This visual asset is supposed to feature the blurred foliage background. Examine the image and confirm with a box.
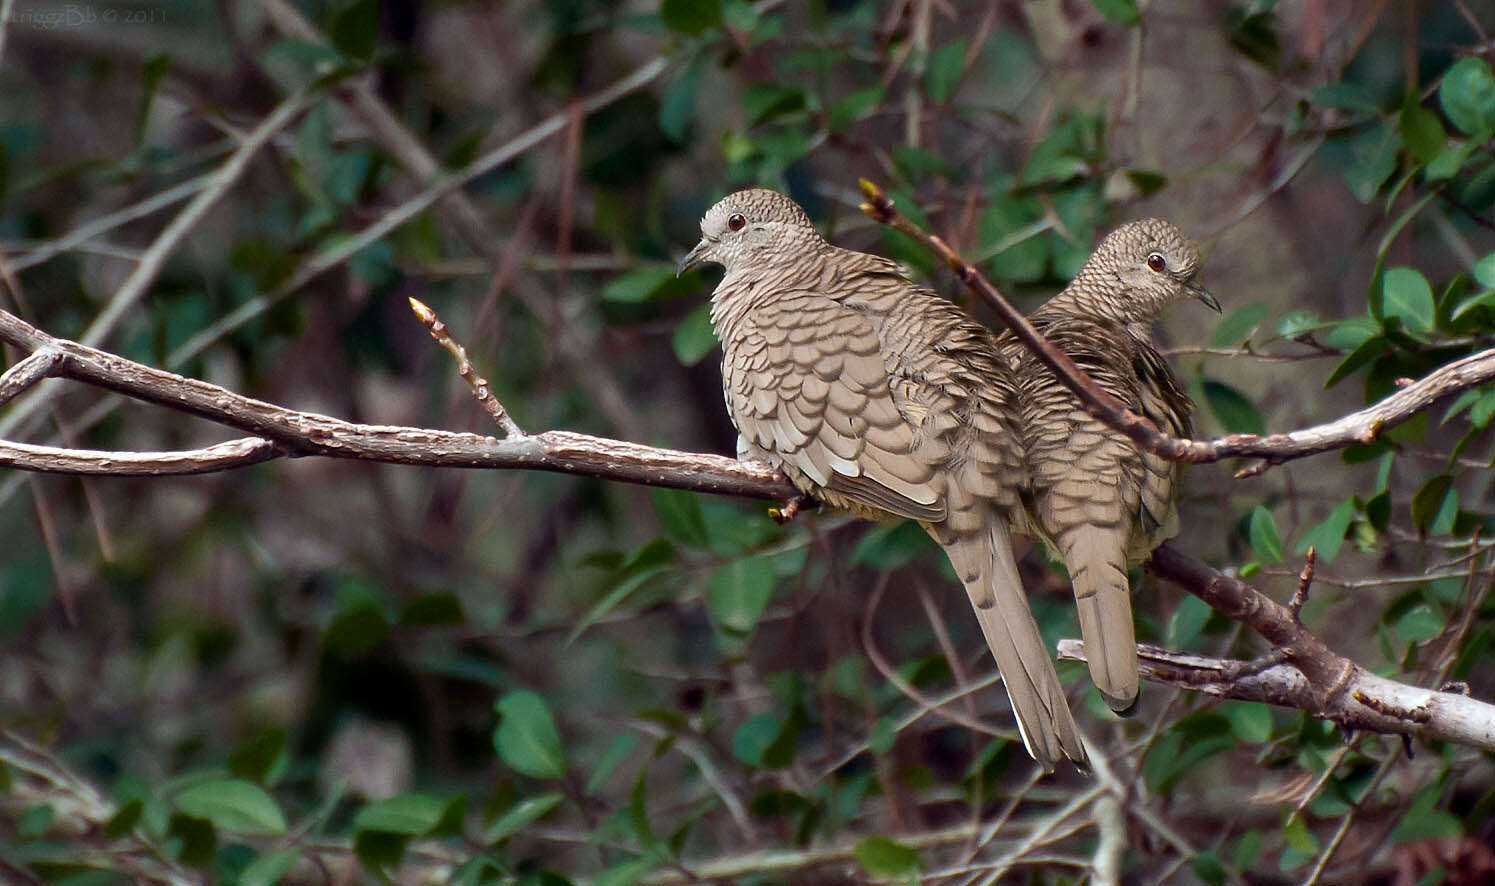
[1,0,1494,882]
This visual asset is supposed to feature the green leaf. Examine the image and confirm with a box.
[1143,714,1235,794]
[1391,783,1464,841]
[1274,310,1330,338]
[602,265,682,303]
[1440,57,1495,137]
[651,488,710,548]
[1209,303,1267,348]
[134,53,171,145]
[979,198,1049,283]
[1470,389,1495,428]
[1442,389,1482,424]
[494,690,567,779]
[1324,315,1382,350]
[1475,252,1495,288]
[924,40,969,104]
[1282,813,1320,858]
[399,592,464,626]
[1294,499,1355,564]
[893,145,952,182]
[1313,82,1380,113]
[1222,702,1273,743]
[830,86,885,132]
[1393,603,1444,645]
[1399,96,1447,164]
[658,58,703,142]
[850,521,939,571]
[1125,168,1168,196]
[1193,851,1226,886]
[354,793,446,836]
[1366,489,1392,533]
[732,712,781,766]
[1379,267,1436,333]
[174,779,287,836]
[1167,596,1213,649]
[596,856,661,886]
[567,562,671,645]
[742,84,805,126]
[706,556,776,634]
[323,600,390,656]
[15,804,52,839]
[1345,120,1399,202]
[1233,829,1263,871]
[1087,0,1140,25]
[869,716,897,755]
[672,301,718,366]
[586,734,640,795]
[722,0,756,32]
[854,835,922,878]
[1411,474,1454,533]
[1248,506,1283,564]
[1426,140,1477,181]
[227,729,287,785]
[1324,335,1388,389]
[483,791,564,844]
[329,0,379,60]
[750,789,812,818]
[1226,6,1279,66]
[660,0,722,35]
[1450,287,1495,322]
[1203,380,1265,435]
[240,848,300,886]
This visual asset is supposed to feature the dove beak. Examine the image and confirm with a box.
[1187,280,1221,313]
[677,239,711,277]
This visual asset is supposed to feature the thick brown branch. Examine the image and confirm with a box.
[0,309,792,500]
[856,180,1495,470]
[1145,543,1346,688]
[0,349,60,407]
[0,438,280,476]
[1057,639,1495,752]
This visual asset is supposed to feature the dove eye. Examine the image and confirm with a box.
[1146,252,1167,273]
[727,213,747,232]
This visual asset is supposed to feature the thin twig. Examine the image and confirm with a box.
[8,171,217,273]
[1299,751,1400,886]
[0,349,60,407]
[408,298,524,437]
[1290,547,1317,619]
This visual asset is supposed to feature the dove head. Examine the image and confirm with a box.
[678,189,826,277]
[1070,218,1218,324]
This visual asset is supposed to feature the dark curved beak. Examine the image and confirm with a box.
[677,239,710,277]
[1187,280,1221,313]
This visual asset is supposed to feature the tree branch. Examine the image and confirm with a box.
[0,308,791,499]
[0,349,59,407]
[1,300,1491,752]
[855,179,1495,474]
[0,437,280,476]
[1058,617,1495,752]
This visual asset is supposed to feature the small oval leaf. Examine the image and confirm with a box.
[494,690,567,779]
[174,779,287,836]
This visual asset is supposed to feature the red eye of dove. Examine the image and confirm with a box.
[1147,252,1167,272]
[728,213,747,232]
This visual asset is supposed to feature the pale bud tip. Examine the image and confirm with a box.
[408,297,435,324]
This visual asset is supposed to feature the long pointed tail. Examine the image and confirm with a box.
[943,519,1089,772]
[1057,525,1139,714]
